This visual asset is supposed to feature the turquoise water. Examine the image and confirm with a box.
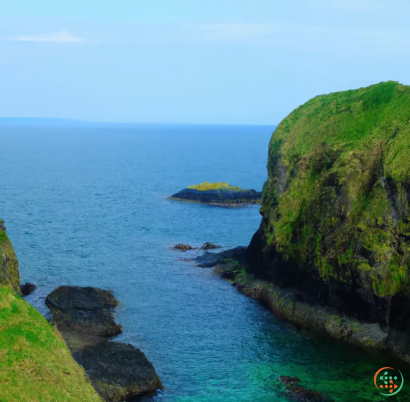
[1,124,409,401]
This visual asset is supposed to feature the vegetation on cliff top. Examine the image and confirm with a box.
[262,81,410,297]
[0,287,101,402]
[187,182,245,191]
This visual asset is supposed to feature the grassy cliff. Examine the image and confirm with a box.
[0,228,102,401]
[247,82,410,356]
[261,81,410,294]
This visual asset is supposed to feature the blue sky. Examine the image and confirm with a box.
[1,1,409,124]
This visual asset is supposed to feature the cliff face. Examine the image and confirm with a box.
[247,82,410,357]
[0,222,102,401]
[0,229,21,294]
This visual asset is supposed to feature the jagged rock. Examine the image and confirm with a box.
[171,244,198,252]
[20,282,36,296]
[0,219,6,231]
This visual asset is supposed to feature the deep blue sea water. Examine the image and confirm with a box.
[1,124,409,401]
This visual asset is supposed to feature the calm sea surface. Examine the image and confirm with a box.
[1,124,409,401]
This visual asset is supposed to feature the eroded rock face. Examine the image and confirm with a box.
[46,286,162,401]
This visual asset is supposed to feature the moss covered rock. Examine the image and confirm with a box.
[0,228,21,294]
[247,81,410,361]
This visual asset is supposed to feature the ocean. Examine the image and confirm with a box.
[1,123,408,401]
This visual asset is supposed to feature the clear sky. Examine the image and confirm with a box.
[1,1,409,125]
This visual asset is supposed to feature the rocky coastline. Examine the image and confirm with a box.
[0,220,162,402]
[46,286,162,401]
[189,246,408,363]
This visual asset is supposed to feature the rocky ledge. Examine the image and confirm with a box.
[46,286,162,401]
[190,248,396,359]
[168,188,261,206]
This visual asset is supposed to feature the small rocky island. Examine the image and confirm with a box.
[168,182,262,206]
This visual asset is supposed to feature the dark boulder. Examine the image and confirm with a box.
[20,282,36,296]
[73,342,163,402]
[46,286,123,337]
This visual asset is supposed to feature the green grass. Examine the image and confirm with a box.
[262,81,410,297]
[0,286,102,402]
[187,182,245,191]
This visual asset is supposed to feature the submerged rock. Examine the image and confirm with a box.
[20,282,36,296]
[46,286,162,401]
[195,246,247,268]
[171,244,198,252]
[277,376,330,402]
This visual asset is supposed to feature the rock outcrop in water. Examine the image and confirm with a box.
[46,286,162,401]
[20,282,37,295]
[245,82,410,362]
[168,184,261,206]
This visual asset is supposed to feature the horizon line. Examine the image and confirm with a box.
[0,117,277,127]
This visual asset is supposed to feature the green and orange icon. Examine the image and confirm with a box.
[374,367,404,396]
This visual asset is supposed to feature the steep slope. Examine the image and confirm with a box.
[0,229,21,294]
[247,82,410,359]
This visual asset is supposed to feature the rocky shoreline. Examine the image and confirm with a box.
[46,286,162,401]
[189,247,410,363]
